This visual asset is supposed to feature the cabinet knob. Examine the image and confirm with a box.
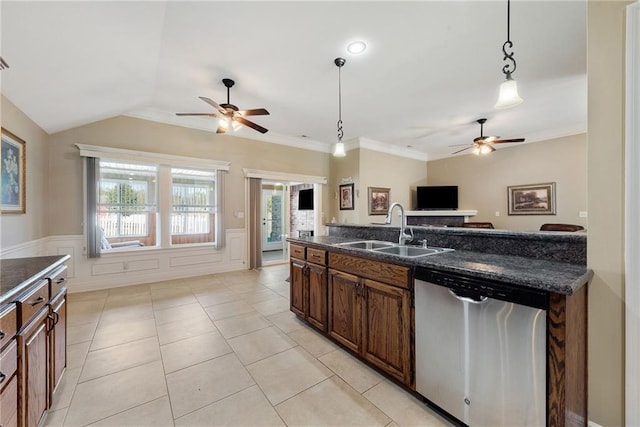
[56,277,66,284]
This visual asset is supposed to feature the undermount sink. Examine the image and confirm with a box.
[373,245,454,257]
[336,240,395,250]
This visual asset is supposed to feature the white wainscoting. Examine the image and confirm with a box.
[1,229,247,293]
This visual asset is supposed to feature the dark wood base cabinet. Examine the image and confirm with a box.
[0,259,68,427]
[289,242,588,427]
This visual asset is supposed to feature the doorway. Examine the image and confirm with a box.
[261,182,288,264]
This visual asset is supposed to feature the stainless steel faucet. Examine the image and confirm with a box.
[385,202,413,245]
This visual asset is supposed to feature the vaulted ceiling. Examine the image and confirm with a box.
[0,1,586,160]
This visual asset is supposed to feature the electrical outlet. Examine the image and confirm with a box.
[579,211,588,218]
[495,211,500,217]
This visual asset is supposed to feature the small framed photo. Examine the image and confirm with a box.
[1,129,26,214]
[508,182,556,215]
[339,183,354,210]
[368,187,390,215]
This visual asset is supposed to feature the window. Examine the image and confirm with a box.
[79,144,229,256]
[98,161,158,246]
[171,168,216,245]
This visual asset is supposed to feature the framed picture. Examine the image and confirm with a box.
[339,183,354,210]
[368,187,390,215]
[508,182,556,215]
[1,129,26,214]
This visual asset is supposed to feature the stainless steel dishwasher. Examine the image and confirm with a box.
[414,268,548,427]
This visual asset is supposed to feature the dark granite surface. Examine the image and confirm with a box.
[288,234,592,295]
[0,255,71,306]
[327,224,587,265]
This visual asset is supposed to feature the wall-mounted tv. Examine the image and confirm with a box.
[416,186,458,210]
[298,188,314,210]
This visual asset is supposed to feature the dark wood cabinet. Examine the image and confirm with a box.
[49,290,66,400]
[361,278,411,384]
[19,308,49,427]
[289,244,328,332]
[327,270,361,352]
[328,269,412,384]
[0,339,18,427]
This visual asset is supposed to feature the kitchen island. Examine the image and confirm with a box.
[287,225,590,427]
[0,255,70,427]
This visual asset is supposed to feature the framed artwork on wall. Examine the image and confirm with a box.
[339,183,354,210]
[1,129,26,214]
[507,182,556,215]
[368,187,390,215]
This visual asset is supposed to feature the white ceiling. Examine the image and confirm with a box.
[0,1,586,160]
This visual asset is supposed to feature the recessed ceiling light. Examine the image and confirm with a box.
[347,41,367,55]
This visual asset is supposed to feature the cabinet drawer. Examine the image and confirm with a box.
[0,372,18,427]
[0,305,17,349]
[307,248,327,265]
[329,253,411,289]
[49,265,68,299]
[0,340,18,381]
[16,280,49,329]
[290,244,306,259]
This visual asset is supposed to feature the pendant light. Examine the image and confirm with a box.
[494,0,523,109]
[333,57,347,157]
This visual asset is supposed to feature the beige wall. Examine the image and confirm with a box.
[587,1,630,425]
[328,146,428,226]
[46,115,331,235]
[427,133,587,231]
[1,95,50,248]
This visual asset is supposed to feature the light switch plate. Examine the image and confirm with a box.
[579,211,588,218]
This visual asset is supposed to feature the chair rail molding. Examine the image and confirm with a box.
[625,2,640,425]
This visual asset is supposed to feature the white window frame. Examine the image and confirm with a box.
[78,144,230,252]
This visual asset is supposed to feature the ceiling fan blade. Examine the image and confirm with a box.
[216,126,227,134]
[451,146,474,155]
[199,96,225,114]
[448,143,471,147]
[492,138,525,144]
[235,116,268,134]
[175,113,218,117]
[239,108,270,116]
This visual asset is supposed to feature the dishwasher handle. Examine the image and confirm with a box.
[448,289,489,304]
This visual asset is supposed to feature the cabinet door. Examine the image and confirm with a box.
[0,374,18,427]
[306,263,327,332]
[290,259,306,318]
[19,309,49,427]
[361,278,412,385]
[49,291,67,401]
[328,269,361,353]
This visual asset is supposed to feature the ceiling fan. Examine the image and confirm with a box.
[451,118,525,155]
[176,78,270,134]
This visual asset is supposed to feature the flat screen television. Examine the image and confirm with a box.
[298,188,314,210]
[416,186,458,210]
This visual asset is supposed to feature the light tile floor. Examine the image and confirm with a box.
[45,264,452,427]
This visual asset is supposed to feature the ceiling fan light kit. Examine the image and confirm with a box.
[175,78,270,134]
[494,0,523,109]
[451,118,525,156]
[333,57,347,157]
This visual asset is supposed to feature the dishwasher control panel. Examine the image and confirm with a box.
[415,268,548,310]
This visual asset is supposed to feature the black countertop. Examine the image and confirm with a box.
[288,236,592,295]
[0,255,71,306]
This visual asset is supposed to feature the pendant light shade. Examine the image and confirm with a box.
[333,57,347,157]
[495,0,523,109]
[495,74,523,109]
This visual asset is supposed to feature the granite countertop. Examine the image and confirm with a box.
[288,236,592,295]
[0,255,71,306]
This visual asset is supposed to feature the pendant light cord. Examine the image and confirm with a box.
[335,58,345,142]
[501,0,517,77]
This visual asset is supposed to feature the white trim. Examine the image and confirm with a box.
[358,137,430,162]
[626,2,640,425]
[75,143,231,171]
[242,168,327,184]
